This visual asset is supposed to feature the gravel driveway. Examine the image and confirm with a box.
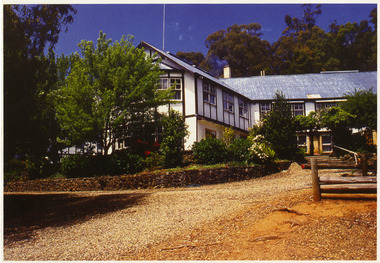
[3,164,347,260]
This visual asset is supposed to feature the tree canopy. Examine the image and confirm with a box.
[341,88,377,131]
[177,5,377,77]
[253,91,298,160]
[4,4,77,163]
[55,32,173,155]
[205,23,273,77]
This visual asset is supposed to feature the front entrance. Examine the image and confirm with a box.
[297,132,333,155]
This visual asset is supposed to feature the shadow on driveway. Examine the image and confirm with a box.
[4,192,148,242]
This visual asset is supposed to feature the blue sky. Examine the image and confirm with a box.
[54,3,377,56]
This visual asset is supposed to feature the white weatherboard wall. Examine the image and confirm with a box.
[305,101,315,116]
[184,116,197,150]
[184,71,196,116]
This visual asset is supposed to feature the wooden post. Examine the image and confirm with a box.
[362,153,368,176]
[311,158,321,201]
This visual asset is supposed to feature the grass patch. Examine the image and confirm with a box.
[140,163,257,175]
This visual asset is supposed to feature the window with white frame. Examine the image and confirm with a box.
[322,134,332,152]
[239,98,248,118]
[203,82,216,105]
[223,92,234,112]
[291,103,304,116]
[315,102,339,111]
[159,77,182,100]
[260,102,271,118]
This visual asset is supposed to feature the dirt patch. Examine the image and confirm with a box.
[130,189,376,261]
[3,166,377,261]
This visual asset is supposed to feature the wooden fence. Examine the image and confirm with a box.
[311,159,377,201]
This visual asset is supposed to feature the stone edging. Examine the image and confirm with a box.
[4,162,291,192]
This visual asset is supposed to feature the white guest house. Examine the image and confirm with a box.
[61,41,377,156]
[133,41,376,155]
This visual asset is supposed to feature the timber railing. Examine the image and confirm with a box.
[333,145,359,166]
[311,159,377,201]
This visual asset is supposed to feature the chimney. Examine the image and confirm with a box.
[223,65,231,78]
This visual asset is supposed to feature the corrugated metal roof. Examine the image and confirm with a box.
[140,41,377,101]
[221,71,377,100]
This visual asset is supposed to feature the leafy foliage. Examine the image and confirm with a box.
[192,138,228,164]
[55,31,172,155]
[205,23,273,77]
[341,88,377,131]
[247,135,276,164]
[319,107,356,148]
[294,113,319,131]
[4,159,29,182]
[227,138,252,163]
[255,92,298,160]
[197,5,377,76]
[222,126,236,147]
[60,155,91,178]
[4,4,76,163]
[110,150,144,175]
[176,51,205,67]
[160,110,189,168]
[60,151,144,178]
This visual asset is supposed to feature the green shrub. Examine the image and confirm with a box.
[60,155,90,178]
[88,155,112,175]
[143,152,164,171]
[111,149,144,174]
[228,138,253,163]
[4,159,29,181]
[160,110,189,168]
[60,151,145,178]
[248,135,276,164]
[192,138,228,164]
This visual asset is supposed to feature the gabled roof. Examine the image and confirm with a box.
[139,41,233,89]
[222,71,377,101]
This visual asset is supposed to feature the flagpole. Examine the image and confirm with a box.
[162,4,165,51]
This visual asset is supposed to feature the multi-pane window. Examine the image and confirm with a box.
[223,92,234,112]
[205,128,217,139]
[203,83,216,105]
[291,103,304,116]
[159,78,182,100]
[315,102,339,111]
[322,134,332,152]
[238,98,248,118]
[260,102,271,118]
[297,134,307,151]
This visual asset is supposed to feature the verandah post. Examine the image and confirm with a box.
[311,158,321,201]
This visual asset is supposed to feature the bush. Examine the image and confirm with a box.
[248,135,276,164]
[111,149,144,175]
[144,152,164,171]
[4,159,29,181]
[60,151,145,178]
[257,91,298,160]
[60,155,90,178]
[192,138,228,164]
[160,110,189,168]
[228,138,253,163]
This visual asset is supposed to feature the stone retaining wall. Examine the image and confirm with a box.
[4,162,291,192]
